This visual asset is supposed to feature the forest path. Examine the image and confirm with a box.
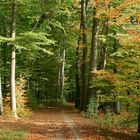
[26,105,101,140]
[0,104,134,140]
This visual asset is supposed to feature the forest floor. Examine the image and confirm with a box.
[0,104,136,140]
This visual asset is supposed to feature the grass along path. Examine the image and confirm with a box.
[0,129,26,140]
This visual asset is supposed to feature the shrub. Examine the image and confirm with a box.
[86,95,99,118]
[4,77,31,117]
[27,92,39,109]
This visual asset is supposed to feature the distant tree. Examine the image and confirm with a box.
[0,73,3,115]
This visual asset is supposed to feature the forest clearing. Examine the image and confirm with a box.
[0,0,140,139]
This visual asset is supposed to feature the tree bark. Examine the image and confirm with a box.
[88,5,99,99]
[60,49,65,101]
[81,0,89,111]
[101,20,108,70]
[10,0,17,117]
[116,96,121,114]
[0,74,4,115]
[113,31,121,114]
[75,36,81,109]
[90,8,99,73]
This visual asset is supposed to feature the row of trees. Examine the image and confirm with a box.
[0,0,76,116]
[76,0,140,132]
[0,0,140,133]
[75,0,140,112]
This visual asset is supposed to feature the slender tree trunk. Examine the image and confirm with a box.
[75,36,81,109]
[101,20,108,70]
[56,66,60,102]
[60,49,65,101]
[62,49,65,96]
[57,48,61,100]
[27,76,30,94]
[138,104,140,133]
[0,74,4,115]
[102,44,107,70]
[116,95,121,114]
[10,0,17,117]
[113,31,121,114]
[81,0,88,111]
[88,5,99,98]
[0,46,3,115]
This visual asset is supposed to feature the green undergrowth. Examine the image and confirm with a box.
[0,129,27,140]
[94,110,137,130]
[89,110,139,140]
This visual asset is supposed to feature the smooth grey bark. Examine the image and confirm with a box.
[88,6,99,99]
[10,0,17,117]
[116,96,121,114]
[101,20,108,70]
[62,49,65,94]
[100,4,110,70]
[60,49,65,101]
[81,0,88,111]
[0,74,4,115]
[90,9,99,73]
[102,45,107,70]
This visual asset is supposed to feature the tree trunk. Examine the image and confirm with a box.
[60,49,65,101]
[102,44,107,70]
[75,36,81,109]
[138,104,140,133]
[101,20,108,70]
[10,0,17,117]
[88,5,99,98]
[57,48,61,100]
[0,74,4,115]
[113,31,121,114]
[81,0,88,111]
[116,97,121,114]
[90,8,99,73]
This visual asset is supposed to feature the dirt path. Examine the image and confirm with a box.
[27,106,85,140]
[0,105,134,140]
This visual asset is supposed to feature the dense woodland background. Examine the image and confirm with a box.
[0,0,140,137]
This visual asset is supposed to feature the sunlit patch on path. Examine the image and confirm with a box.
[62,110,80,140]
